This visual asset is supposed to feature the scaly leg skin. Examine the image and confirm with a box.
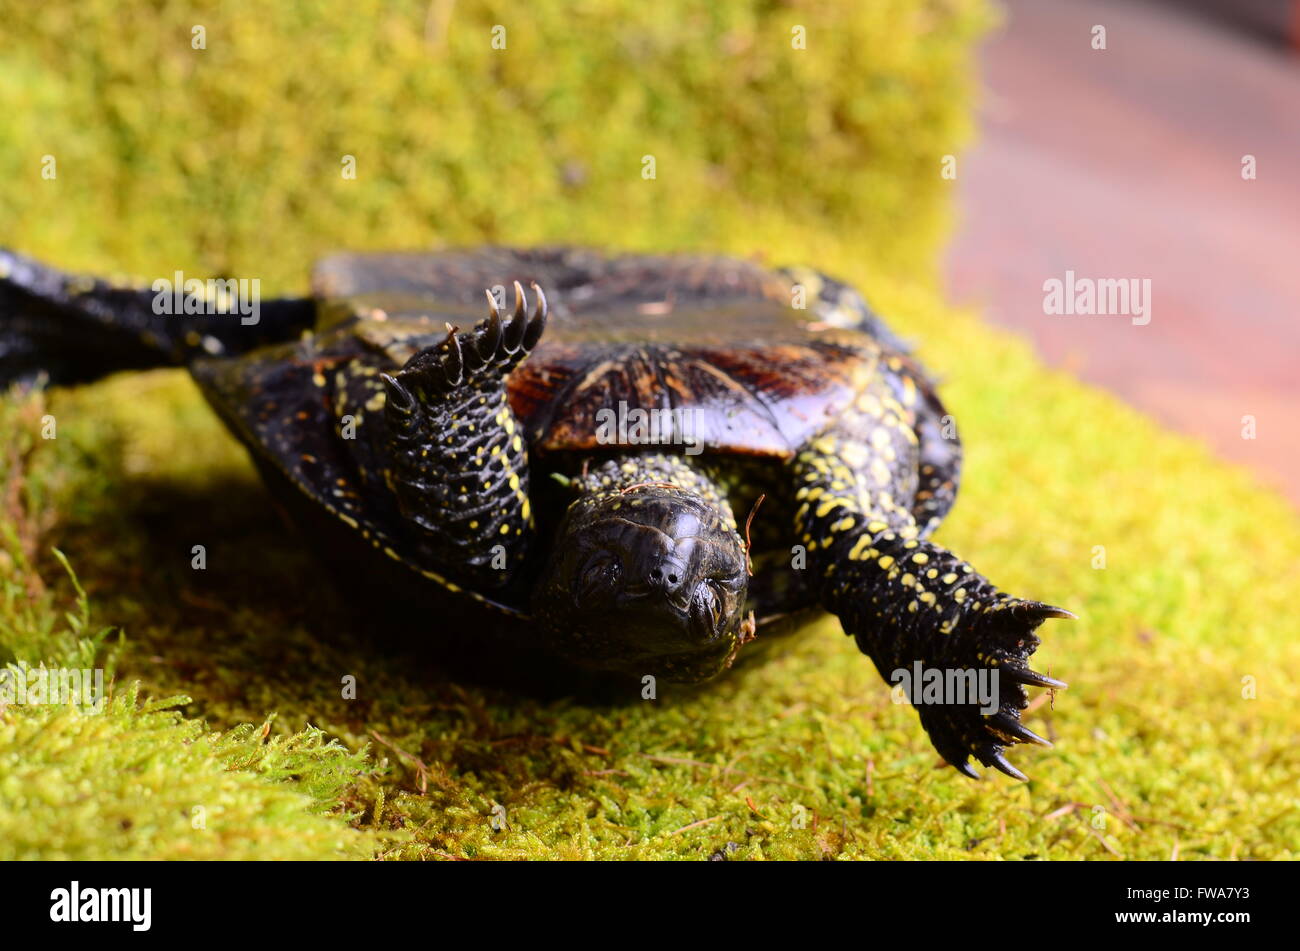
[0,247,315,387]
[378,281,546,587]
[793,378,1071,780]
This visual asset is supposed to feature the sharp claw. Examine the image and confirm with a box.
[381,373,415,414]
[990,712,1053,748]
[952,759,982,780]
[1003,666,1068,690]
[523,281,547,350]
[483,288,499,322]
[476,305,502,363]
[442,331,463,383]
[1032,603,1076,620]
[1010,600,1077,622]
[990,751,1028,782]
[502,280,528,350]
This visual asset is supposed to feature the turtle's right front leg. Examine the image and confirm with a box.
[379,281,546,586]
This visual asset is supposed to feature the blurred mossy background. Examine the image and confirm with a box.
[1,0,1296,860]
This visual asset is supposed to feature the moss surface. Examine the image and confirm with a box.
[2,0,1297,860]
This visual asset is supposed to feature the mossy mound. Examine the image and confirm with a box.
[2,0,1296,860]
[0,0,986,290]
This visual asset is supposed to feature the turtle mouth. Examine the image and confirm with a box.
[570,627,740,682]
[536,481,749,682]
[573,519,736,646]
[610,574,697,618]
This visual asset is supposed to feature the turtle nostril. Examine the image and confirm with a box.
[647,560,686,595]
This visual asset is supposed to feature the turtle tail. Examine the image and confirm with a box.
[0,247,315,388]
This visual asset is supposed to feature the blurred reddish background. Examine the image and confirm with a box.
[945,0,1300,504]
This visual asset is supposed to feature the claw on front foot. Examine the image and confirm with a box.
[922,599,1073,783]
[384,279,548,403]
[480,279,547,361]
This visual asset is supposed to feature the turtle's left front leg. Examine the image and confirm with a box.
[379,281,546,587]
[792,418,1072,780]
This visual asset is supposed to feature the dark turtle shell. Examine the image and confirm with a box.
[191,248,954,633]
[311,248,885,458]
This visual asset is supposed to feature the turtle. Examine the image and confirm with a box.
[0,245,1073,780]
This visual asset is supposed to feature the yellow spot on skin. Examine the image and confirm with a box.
[912,552,929,565]
[901,373,917,407]
[878,555,895,570]
[942,573,958,584]
[919,592,936,606]
[815,499,844,518]
[954,588,967,602]
[841,443,867,468]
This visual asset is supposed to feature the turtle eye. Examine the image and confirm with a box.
[704,581,726,620]
[688,581,727,641]
[578,553,620,601]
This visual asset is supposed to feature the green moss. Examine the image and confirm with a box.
[0,687,374,861]
[3,0,1297,860]
[0,0,987,289]
[0,404,375,860]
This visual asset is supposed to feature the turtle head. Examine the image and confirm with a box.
[535,484,750,683]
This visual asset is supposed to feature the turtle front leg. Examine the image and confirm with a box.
[792,430,1071,780]
[820,527,1071,780]
[378,281,546,587]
